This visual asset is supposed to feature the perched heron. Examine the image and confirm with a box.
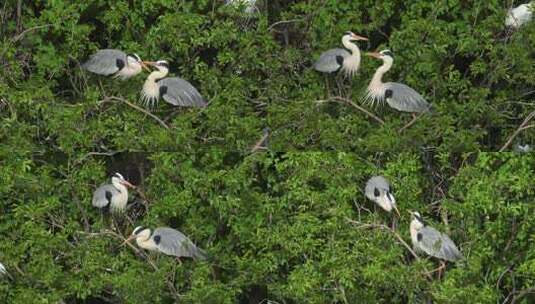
[123,226,207,260]
[92,173,135,213]
[141,60,207,108]
[505,2,533,28]
[313,31,368,77]
[365,50,431,130]
[82,49,149,79]
[365,176,399,217]
[409,211,463,275]
[225,0,259,14]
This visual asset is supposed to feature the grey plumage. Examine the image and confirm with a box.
[313,48,349,73]
[410,212,463,262]
[364,176,398,215]
[152,227,207,260]
[82,49,127,76]
[158,77,207,107]
[92,184,117,208]
[384,82,431,113]
[415,226,463,262]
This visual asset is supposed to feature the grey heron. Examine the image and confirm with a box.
[141,60,208,108]
[123,226,207,260]
[313,31,368,77]
[409,211,463,275]
[92,173,134,213]
[364,50,432,130]
[82,49,149,79]
[365,176,399,217]
[225,0,259,14]
[505,2,533,28]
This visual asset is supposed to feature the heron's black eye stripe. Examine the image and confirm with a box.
[134,226,144,235]
[373,188,380,197]
[344,31,352,35]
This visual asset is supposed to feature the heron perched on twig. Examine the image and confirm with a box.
[313,31,368,77]
[365,176,399,217]
[82,49,149,79]
[409,211,463,276]
[505,2,534,29]
[122,226,207,260]
[141,60,207,108]
[92,173,135,213]
[364,50,432,131]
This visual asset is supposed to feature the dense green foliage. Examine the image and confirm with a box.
[1,0,535,303]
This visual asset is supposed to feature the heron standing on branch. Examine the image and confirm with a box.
[364,50,432,131]
[92,173,135,213]
[123,226,207,261]
[409,211,463,276]
[141,60,207,108]
[82,49,149,79]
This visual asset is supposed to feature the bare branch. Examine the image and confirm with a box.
[315,96,385,125]
[99,96,170,130]
[500,110,535,151]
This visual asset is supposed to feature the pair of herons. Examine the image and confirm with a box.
[314,31,432,128]
[365,176,463,275]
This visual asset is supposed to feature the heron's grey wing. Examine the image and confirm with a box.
[82,49,127,76]
[313,48,350,73]
[158,77,207,108]
[92,184,117,208]
[364,176,390,200]
[384,82,430,113]
[153,227,207,260]
[418,226,462,261]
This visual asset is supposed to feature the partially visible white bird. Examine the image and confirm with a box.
[365,176,399,216]
[0,262,6,277]
[82,49,149,80]
[123,226,207,260]
[505,2,534,28]
[141,60,207,108]
[313,31,368,77]
[409,211,463,274]
[225,0,259,14]
[92,173,135,213]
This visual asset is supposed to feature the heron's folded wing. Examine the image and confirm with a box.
[384,82,430,113]
[419,226,461,261]
[82,49,127,76]
[92,184,116,208]
[153,227,201,258]
[158,77,207,107]
[313,48,349,73]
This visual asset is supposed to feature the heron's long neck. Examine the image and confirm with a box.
[136,231,158,251]
[369,60,392,87]
[112,181,127,194]
[147,68,168,83]
[342,40,360,59]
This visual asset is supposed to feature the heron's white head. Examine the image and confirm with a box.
[126,53,150,72]
[111,172,134,189]
[342,31,368,43]
[409,211,425,229]
[366,49,394,63]
[121,226,151,246]
[144,60,169,72]
[373,188,400,216]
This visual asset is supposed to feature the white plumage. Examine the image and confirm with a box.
[313,31,368,77]
[225,0,258,14]
[505,2,534,28]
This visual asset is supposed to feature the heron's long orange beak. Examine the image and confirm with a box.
[120,235,135,247]
[352,33,368,41]
[120,180,135,188]
[140,61,151,72]
[393,205,401,217]
[366,52,382,59]
[143,61,157,67]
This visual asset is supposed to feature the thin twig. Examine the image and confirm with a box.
[315,97,385,124]
[99,96,170,130]
[499,110,535,151]
[11,24,52,43]
[267,19,303,31]
[251,133,269,153]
